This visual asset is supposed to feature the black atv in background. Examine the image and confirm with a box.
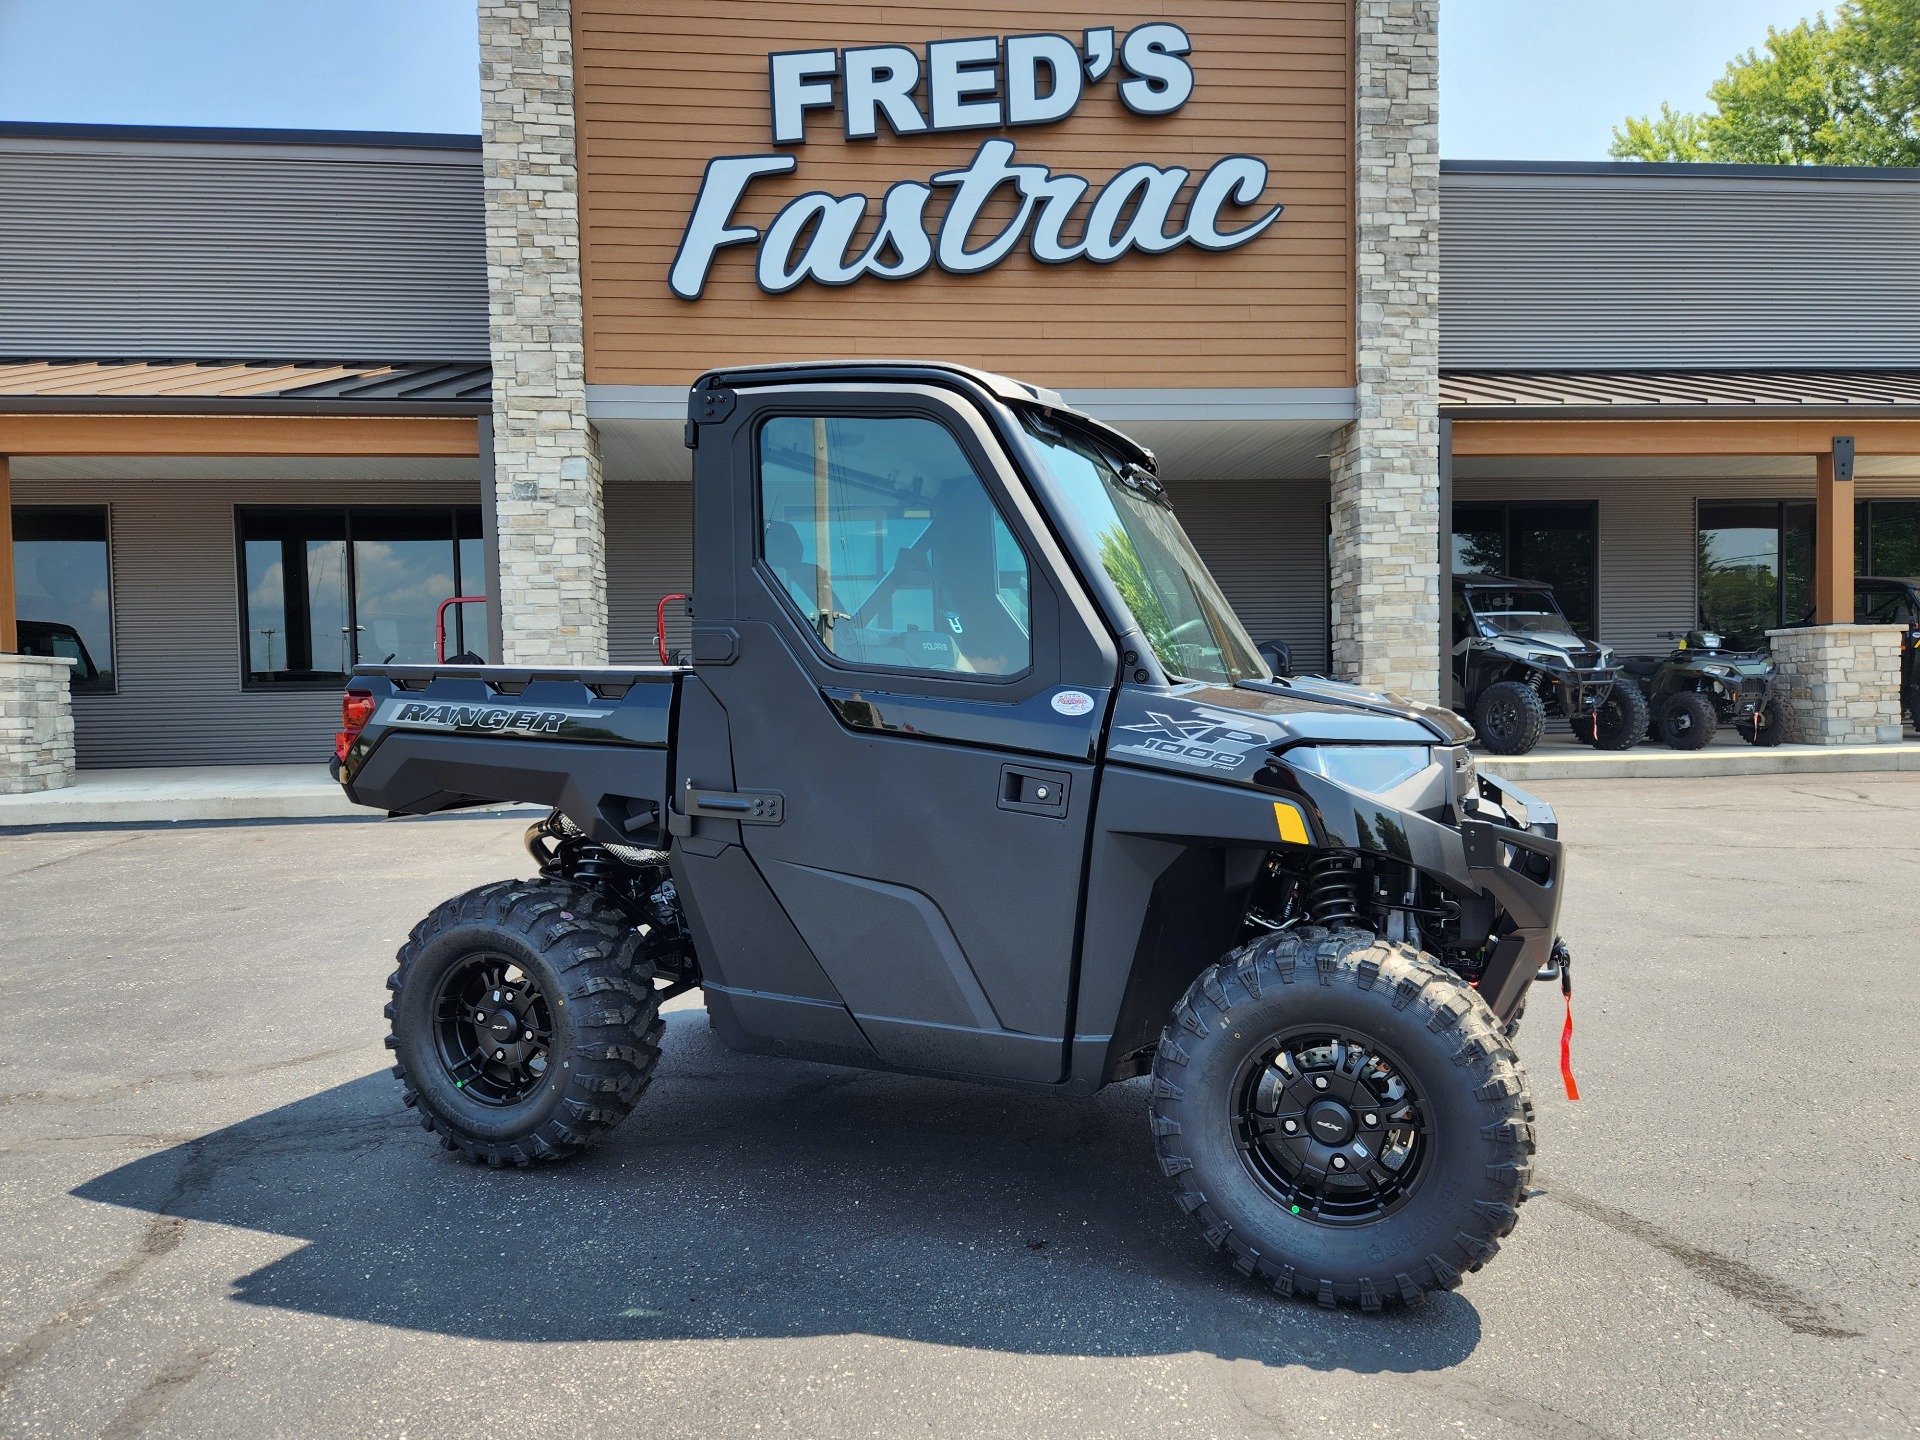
[1619,631,1785,749]
[1452,577,1637,755]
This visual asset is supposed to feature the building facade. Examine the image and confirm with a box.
[2,1,1918,783]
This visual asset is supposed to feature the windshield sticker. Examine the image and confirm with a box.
[1113,710,1265,771]
[1051,690,1096,716]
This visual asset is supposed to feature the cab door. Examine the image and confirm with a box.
[687,382,1119,1082]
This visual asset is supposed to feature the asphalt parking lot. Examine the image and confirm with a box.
[2,775,1917,1439]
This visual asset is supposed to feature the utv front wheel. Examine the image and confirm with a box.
[1656,692,1717,750]
[1473,681,1546,755]
[385,878,663,1166]
[1150,928,1533,1310]
[1571,682,1648,750]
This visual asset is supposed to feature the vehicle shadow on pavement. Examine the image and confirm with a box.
[73,1012,1482,1369]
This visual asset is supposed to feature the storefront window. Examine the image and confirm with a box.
[1697,501,1815,646]
[1858,500,1920,579]
[237,507,486,685]
[1451,502,1598,637]
[12,507,114,691]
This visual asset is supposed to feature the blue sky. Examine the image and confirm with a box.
[0,0,1831,158]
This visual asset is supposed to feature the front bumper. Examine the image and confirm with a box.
[1284,764,1565,1024]
[1550,671,1616,716]
[1460,772,1564,1019]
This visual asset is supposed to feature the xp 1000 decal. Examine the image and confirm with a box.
[1110,708,1266,772]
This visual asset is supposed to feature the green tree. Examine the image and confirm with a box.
[1610,0,1920,166]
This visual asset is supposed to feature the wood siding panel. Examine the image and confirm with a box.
[575,0,1354,389]
[13,476,480,768]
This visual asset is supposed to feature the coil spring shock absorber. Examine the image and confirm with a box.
[1305,852,1369,928]
[559,838,623,889]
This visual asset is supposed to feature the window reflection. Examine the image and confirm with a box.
[13,507,114,690]
[1697,501,1815,647]
[1450,501,1597,637]
[237,507,484,685]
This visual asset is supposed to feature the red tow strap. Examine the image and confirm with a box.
[1559,962,1581,1102]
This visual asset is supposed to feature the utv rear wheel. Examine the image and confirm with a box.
[1149,927,1534,1311]
[1571,682,1648,750]
[1473,681,1546,755]
[385,878,662,1166]
[1656,692,1717,750]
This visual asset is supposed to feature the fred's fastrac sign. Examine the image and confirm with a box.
[572,1,1354,391]
[669,25,1285,300]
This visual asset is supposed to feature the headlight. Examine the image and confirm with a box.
[1700,663,1735,677]
[1285,745,1432,795]
[1525,652,1560,667]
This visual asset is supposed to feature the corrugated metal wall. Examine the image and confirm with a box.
[1455,473,1920,655]
[1441,166,1920,369]
[14,476,480,768]
[606,484,695,664]
[0,137,486,359]
[1170,479,1330,672]
[601,478,1332,674]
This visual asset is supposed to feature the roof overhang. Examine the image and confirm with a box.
[587,384,1359,484]
[0,361,491,418]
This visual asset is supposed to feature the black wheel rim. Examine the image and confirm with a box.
[429,953,556,1107]
[1232,1027,1430,1226]
[1484,698,1519,740]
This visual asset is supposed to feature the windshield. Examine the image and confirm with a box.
[1466,587,1582,643]
[1019,412,1265,684]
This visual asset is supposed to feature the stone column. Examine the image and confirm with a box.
[480,0,608,664]
[1328,0,1441,703]
[1766,625,1906,744]
[0,654,76,794]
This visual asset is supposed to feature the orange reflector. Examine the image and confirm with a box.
[1273,801,1310,846]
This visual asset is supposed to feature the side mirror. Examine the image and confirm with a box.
[1258,640,1294,677]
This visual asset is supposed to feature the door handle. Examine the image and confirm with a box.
[998,764,1070,817]
[667,779,785,835]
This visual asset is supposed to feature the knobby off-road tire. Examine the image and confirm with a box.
[385,878,663,1167]
[1743,692,1789,747]
[1570,681,1649,750]
[1473,681,1547,755]
[1656,691,1717,750]
[1149,927,1534,1312]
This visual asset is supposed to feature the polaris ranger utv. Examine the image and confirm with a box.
[339,363,1567,1311]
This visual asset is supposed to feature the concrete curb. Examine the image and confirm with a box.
[1485,743,1920,782]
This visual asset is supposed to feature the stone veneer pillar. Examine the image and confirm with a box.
[479,0,608,664]
[0,654,76,794]
[1765,625,1907,744]
[1327,0,1441,703]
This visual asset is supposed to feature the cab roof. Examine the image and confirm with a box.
[689,359,1157,472]
[1453,573,1554,591]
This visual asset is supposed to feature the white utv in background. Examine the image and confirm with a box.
[1451,575,1644,754]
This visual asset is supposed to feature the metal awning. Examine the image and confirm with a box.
[0,360,491,415]
[1442,370,1920,420]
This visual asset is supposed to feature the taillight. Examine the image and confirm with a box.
[335,689,376,762]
